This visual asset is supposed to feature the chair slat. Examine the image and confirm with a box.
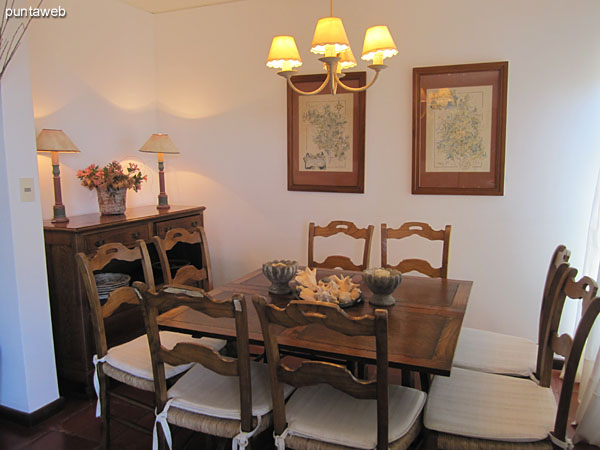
[159,343,238,377]
[277,361,377,399]
[265,300,376,337]
[102,286,141,319]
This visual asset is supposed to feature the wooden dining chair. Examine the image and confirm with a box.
[423,264,599,449]
[453,245,577,378]
[308,220,374,271]
[381,222,451,278]
[253,296,426,450]
[76,241,225,449]
[152,226,213,291]
[135,284,294,450]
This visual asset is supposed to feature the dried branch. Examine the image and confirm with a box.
[0,0,43,80]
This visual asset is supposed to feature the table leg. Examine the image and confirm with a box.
[420,372,431,392]
[401,369,414,387]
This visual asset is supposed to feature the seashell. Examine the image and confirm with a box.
[299,287,316,301]
[295,267,318,290]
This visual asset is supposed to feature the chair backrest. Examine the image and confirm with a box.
[381,222,451,278]
[252,297,389,450]
[308,220,374,271]
[536,264,597,387]
[152,226,213,291]
[552,293,600,447]
[536,245,571,359]
[75,241,155,359]
[135,284,253,432]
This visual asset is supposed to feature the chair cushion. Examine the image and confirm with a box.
[105,330,226,381]
[453,327,537,376]
[285,383,426,449]
[424,367,557,442]
[167,361,294,420]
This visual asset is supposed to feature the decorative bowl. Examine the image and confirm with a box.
[363,268,402,306]
[262,260,298,295]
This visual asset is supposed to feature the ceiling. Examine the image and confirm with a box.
[117,0,247,14]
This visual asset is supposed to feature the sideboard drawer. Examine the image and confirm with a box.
[83,224,150,251]
[154,214,203,238]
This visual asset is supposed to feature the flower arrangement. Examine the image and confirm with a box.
[76,161,147,194]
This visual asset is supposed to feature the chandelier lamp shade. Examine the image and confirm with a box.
[36,129,80,223]
[266,0,398,96]
[138,133,180,211]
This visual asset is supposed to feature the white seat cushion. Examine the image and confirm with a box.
[424,367,557,442]
[453,327,538,376]
[105,330,226,381]
[167,361,294,419]
[285,383,426,449]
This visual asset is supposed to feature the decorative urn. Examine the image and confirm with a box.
[363,267,402,306]
[262,260,298,295]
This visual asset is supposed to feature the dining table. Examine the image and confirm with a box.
[158,267,472,387]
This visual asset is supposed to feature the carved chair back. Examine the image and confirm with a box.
[75,241,155,360]
[152,226,213,291]
[252,297,389,450]
[550,292,600,446]
[135,285,253,433]
[308,220,374,271]
[536,264,597,387]
[536,245,571,365]
[381,222,451,278]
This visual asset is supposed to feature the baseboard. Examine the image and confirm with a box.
[0,396,65,427]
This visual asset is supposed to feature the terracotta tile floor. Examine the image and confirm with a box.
[0,369,597,449]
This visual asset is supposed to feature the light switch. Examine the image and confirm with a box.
[20,178,35,202]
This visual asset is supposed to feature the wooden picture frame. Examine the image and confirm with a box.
[412,62,508,195]
[287,72,366,193]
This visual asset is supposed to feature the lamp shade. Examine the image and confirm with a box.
[311,17,350,55]
[338,47,357,69]
[138,134,180,154]
[361,25,398,62]
[36,129,80,153]
[266,36,303,70]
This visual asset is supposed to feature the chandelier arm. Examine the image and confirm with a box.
[286,71,331,96]
[334,69,381,93]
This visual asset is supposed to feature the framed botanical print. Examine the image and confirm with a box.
[287,72,366,193]
[412,62,508,195]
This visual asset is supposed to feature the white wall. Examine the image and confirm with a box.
[153,0,600,339]
[30,0,159,215]
[0,34,59,411]
[28,0,600,344]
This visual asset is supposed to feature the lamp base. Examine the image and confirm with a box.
[157,193,170,210]
[51,205,69,223]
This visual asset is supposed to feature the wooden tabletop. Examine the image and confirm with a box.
[159,268,472,376]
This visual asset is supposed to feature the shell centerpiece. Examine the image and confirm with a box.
[295,268,361,307]
[262,260,298,295]
[363,268,402,306]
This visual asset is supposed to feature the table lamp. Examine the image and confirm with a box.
[139,133,180,210]
[36,129,80,223]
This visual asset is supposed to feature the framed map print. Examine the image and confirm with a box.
[412,62,508,195]
[287,72,366,193]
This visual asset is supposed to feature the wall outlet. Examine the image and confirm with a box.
[20,178,35,202]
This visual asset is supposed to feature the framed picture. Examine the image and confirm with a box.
[412,61,508,195]
[287,72,366,193]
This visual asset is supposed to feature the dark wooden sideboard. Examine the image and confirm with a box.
[43,205,206,393]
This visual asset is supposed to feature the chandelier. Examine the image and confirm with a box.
[266,0,398,96]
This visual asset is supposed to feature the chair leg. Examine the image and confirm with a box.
[421,429,438,450]
[419,372,431,392]
[99,372,110,450]
[402,369,414,387]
